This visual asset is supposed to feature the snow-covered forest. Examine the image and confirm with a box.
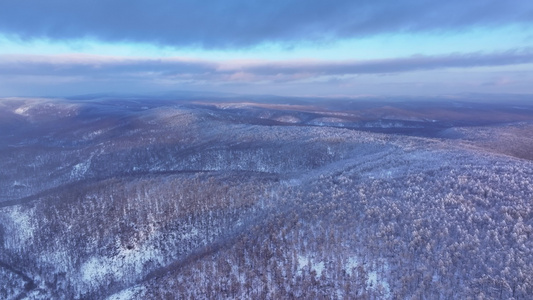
[1,96,532,299]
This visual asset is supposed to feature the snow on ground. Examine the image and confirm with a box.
[274,115,301,124]
[71,159,91,178]
[344,256,360,274]
[297,254,325,277]
[343,256,391,298]
[367,263,391,298]
[80,238,160,287]
[105,285,146,300]
[1,206,35,250]
[78,225,200,294]
[14,105,31,116]
[10,99,80,118]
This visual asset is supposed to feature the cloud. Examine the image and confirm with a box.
[2,49,533,83]
[243,49,533,77]
[0,55,216,78]
[0,0,532,48]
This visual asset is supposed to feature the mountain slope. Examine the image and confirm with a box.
[1,97,532,299]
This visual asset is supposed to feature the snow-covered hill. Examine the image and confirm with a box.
[1,97,532,299]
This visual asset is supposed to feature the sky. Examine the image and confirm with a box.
[0,0,532,98]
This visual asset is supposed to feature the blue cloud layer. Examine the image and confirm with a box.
[1,0,532,48]
[2,49,532,80]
